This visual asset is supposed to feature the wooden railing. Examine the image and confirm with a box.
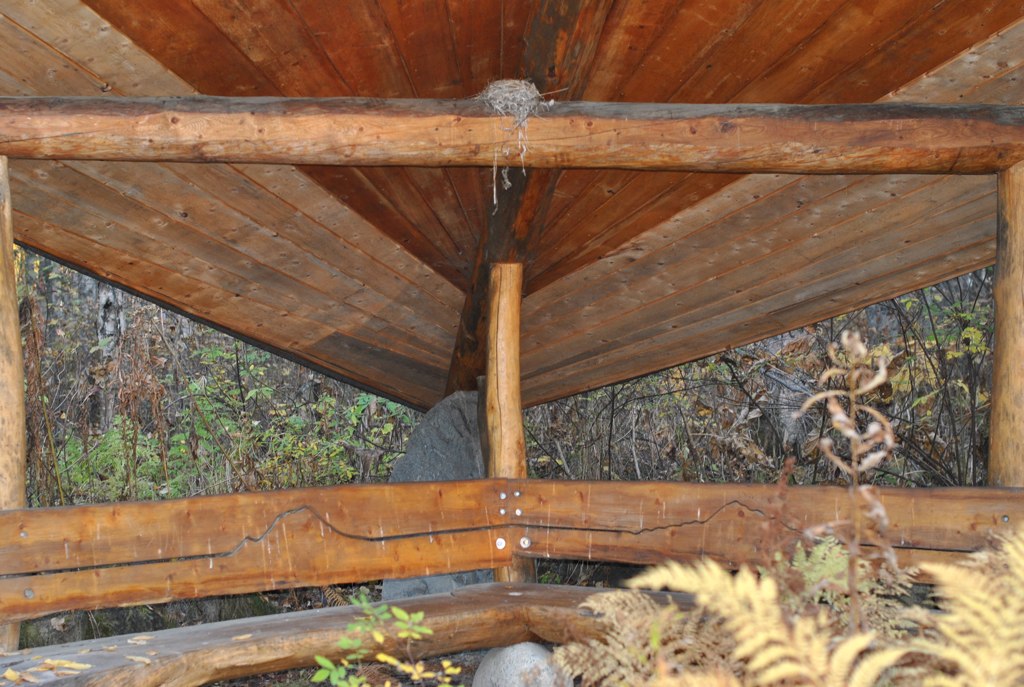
[2,478,1021,623]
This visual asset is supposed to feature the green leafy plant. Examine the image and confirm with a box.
[311,594,462,687]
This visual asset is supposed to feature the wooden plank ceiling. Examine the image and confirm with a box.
[2,0,1023,409]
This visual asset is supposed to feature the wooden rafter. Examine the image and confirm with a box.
[4,98,1024,174]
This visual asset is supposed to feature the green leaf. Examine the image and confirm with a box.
[314,655,336,670]
[311,668,331,682]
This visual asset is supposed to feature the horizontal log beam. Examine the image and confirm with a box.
[0,481,511,622]
[506,480,1024,570]
[1,479,1019,622]
[2,97,1024,173]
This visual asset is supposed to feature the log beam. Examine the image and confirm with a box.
[3,98,1024,173]
[0,155,25,651]
[990,161,1024,486]
[485,263,534,583]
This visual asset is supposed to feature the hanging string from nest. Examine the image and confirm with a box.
[475,80,552,208]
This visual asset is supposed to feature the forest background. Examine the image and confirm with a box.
[15,250,994,588]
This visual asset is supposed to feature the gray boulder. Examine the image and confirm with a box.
[382,391,493,600]
[473,642,572,687]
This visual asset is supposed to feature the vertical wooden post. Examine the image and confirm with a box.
[991,162,1024,487]
[0,156,26,650]
[485,263,535,583]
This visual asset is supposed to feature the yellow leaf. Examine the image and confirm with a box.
[41,659,91,670]
[231,634,252,641]
[125,655,152,665]
[127,636,154,645]
[2,670,19,681]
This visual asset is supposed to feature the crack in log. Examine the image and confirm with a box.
[516,499,979,554]
[4,505,505,578]
[519,498,800,537]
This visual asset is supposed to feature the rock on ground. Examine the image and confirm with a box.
[472,642,572,687]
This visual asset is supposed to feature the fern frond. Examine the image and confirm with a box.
[632,559,907,687]
[845,646,907,687]
[912,530,1024,687]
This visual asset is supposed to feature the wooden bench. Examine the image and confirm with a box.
[0,583,691,686]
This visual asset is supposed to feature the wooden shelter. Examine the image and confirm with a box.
[2,1,1024,683]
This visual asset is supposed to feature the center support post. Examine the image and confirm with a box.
[484,263,535,583]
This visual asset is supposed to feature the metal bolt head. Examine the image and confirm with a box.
[519,537,531,549]
[23,588,34,599]
[499,508,507,516]
[495,537,507,550]
[1004,514,1011,523]
[514,508,523,516]
[499,492,508,500]
[513,490,521,497]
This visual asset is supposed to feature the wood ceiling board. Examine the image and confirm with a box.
[802,0,1024,103]
[1,1,459,407]
[15,217,447,408]
[520,174,987,378]
[584,0,763,102]
[12,157,453,361]
[1,0,195,96]
[80,0,482,290]
[522,215,995,406]
[228,164,464,316]
[527,2,1024,291]
[517,14,1024,403]
[534,174,994,362]
[79,0,276,96]
[6,0,1024,411]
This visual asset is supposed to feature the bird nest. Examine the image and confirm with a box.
[476,80,551,206]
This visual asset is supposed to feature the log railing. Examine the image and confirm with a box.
[1,478,1021,623]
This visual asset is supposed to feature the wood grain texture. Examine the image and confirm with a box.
[509,480,1024,570]
[990,161,1024,487]
[4,476,1021,625]
[515,17,1024,405]
[0,4,463,410]
[5,98,1024,173]
[80,0,486,288]
[0,584,690,686]
[485,264,526,480]
[525,1,1024,292]
[0,480,511,622]
[0,156,25,650]
[484,263,534,583]
[3,1,1024,411]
